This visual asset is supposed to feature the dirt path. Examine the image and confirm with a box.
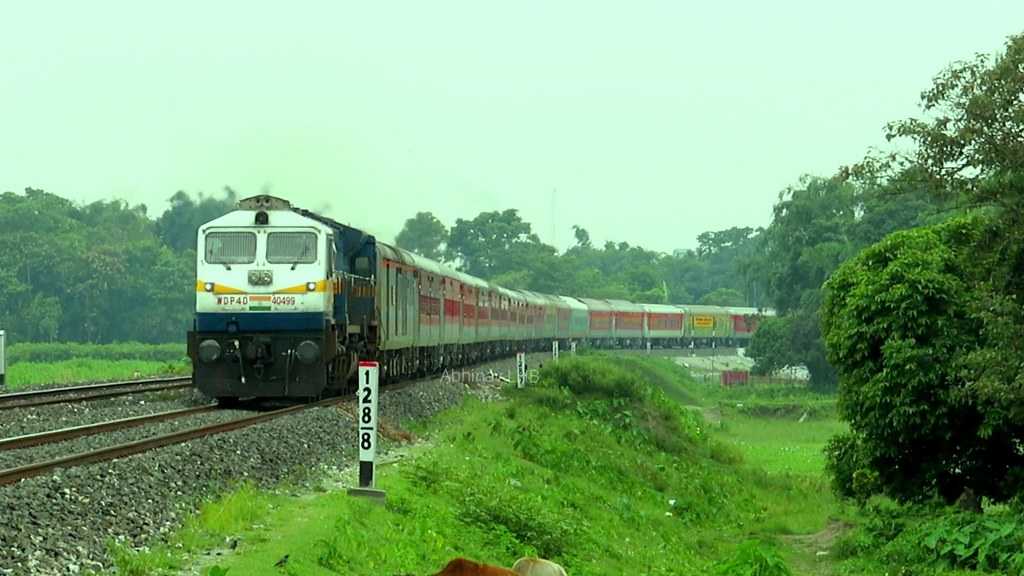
[781,519,850,575]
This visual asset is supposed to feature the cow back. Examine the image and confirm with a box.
[512,557,568,576]
[433,557,519,576]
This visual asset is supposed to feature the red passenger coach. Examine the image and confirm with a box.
[578,298,614,344]
[642,303,686,347]
[728,306,765,346]
[607,299,644,344]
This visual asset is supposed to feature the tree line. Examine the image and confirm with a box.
[0,188,237,344]
[396,209,759,307]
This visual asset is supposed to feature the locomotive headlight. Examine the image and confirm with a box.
[204,282,214,292]
[306,282,317,292]
[198,339,221,363]
[295,340,320,365]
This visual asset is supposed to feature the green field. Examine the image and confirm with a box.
[3,342,189,389]
[6,358,190,389]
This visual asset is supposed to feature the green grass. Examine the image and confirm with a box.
[1,341,189,389]
[7,341,186,364]
[106,356,846,576]
[715,413,848,476]
[6,358,190,389]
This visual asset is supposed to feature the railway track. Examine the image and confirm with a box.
[0,396,345,486]
[0,404,218,451]
[0,376,193,411]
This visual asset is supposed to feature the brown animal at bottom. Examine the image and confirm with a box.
[512,557,568,576]
[432,558,519,576]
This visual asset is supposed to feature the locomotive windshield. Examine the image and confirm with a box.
[267,231,317,264]
[205,231,256,264]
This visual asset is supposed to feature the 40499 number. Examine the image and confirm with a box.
[271,295,296,306]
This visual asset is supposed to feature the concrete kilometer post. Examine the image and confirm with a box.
[348,361,385,503]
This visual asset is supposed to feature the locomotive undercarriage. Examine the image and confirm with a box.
[187,325,348,401]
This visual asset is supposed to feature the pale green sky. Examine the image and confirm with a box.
[1,2,1021,251]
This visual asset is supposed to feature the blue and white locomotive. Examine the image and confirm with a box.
[188,195,375,402]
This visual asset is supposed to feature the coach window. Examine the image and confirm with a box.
[206,231,256,264]
[267,232,317,264]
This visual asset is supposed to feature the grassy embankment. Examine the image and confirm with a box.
[107,354,850,576]
[102,353,1024,576]
[4,342,189,389]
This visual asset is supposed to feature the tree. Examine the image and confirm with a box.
[822,33,1024,503]
[742,177,856,388]
[445,209,537,278]
[697,287,745,307]
[746,316,797,376]
[884,34,1024,217]
[156,188,237,252]
[395,211,448,261]
[572,225,592,249]
[822,217,1024,502]
[0,188,198,343]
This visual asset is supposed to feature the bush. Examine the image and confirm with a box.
[527,357,704,456]
[822,216,1024,502]
[836,500,1024,575]
[825,433,876,502]
[714,540,792,576]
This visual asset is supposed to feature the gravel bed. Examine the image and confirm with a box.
[0,363,514,576]
[0,408,250,472]
[0,390,199,439]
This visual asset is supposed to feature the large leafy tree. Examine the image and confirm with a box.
[823,33,1024,502]
[445,209,538,278]
[744,177,857,389]
[394,211,448,261]
[823,217,1024,502]
[745,170,943,389]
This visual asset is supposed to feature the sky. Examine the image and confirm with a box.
[1,2,1022,253]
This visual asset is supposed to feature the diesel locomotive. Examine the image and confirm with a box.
[187,195,768,402]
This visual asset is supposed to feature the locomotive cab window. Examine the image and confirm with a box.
[205,231,256,264]
[267,232,317,264]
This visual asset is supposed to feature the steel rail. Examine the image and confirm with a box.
[0,377,193,411]
[0,397,343,486]
[0,404,218,451]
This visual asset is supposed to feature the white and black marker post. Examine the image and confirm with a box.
[348,360,385,502]
[570,341,577,356]
[516,352,526,389]
[646,341,652,354]
[552,340,559,360]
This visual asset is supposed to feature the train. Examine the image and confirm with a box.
[187,195,770,402]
